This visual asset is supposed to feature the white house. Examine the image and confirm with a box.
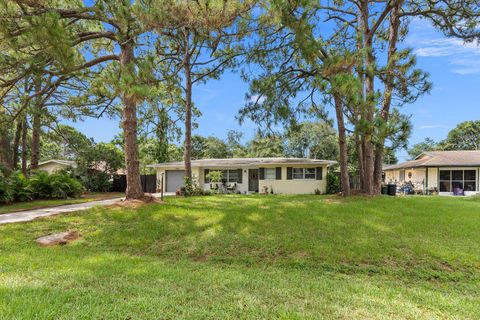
[384,151,480,196]
[148,158,336,194]
[36,160,77,174]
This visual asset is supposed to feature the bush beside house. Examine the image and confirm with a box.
[0,166,83,204]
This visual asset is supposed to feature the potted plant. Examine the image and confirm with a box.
[206,170,223,193]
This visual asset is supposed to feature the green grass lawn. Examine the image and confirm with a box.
[0,195,479,319]
[0,192,124,214]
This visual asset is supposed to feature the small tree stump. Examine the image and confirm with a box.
[36,231,81,247]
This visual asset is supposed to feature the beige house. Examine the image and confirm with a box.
[384,151,480,196]
[37,160,77,174]
[148,158,336,194]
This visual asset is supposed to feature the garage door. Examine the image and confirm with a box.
[166,170,185,192]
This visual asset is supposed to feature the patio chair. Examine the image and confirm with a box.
[226,183,237,193]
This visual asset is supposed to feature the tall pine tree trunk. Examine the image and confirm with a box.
[0,104,12,168]
[30,81,41,170]
[183,32,193,181]
[333,95,350,196]
[373,0,403,194]
[355,133,364,190]
[120,41,144,200]
[21,115,28,176]
[12,118,22,169]
[362,30,376,194]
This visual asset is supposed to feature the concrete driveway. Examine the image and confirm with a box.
[0,198,122,225]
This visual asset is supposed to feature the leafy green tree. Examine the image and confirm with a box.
[226,130,247,157]
[241,0,478,196]
[190,135,230,159]
[147,0,251,181]
[40,125,94,161]
[439,121,480,151]
[285,122,338,160]
[245,134,284,157]
[407,138,438,160]
[76,142,125,192]
[0,0,171,199]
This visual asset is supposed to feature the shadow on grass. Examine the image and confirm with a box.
[1,195,479,282]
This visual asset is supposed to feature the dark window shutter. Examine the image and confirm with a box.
[237,169,243,183]
[259,168,265,180]
[276,167,282,180]
[316,167,323,180]
[204,169,210,183]
[287,167,293,180]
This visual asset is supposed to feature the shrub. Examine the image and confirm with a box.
[184,176,194,196]
[11,172,33,202]
[326,171,340,194]
[28,171,83,199]
[0,176,14,204]
[80,171,112,192]
[0,167,32,203]
[206,170,223,183]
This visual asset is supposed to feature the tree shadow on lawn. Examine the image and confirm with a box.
[1,195,479,283]
[3,251,478,320]
[1,195,480,318]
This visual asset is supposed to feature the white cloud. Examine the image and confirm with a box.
[407,19,480,74]
[419,125,449,129]
[413,38,480,57]
[450,58,480,75]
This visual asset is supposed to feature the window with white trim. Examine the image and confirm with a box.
[205,169,240,183]
[224,170,238,183]
[264,168,276,180]
[292,168,316,180]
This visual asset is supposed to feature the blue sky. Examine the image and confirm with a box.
[67,19,480,162]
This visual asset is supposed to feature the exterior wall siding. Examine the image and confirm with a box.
[38,163,70,174]
[384,166,479,196]
[258,165,327,194]
[155,164,328,194]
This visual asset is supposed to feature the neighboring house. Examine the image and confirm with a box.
[37,160,77,174]
[37,160,125,175]
[384,151,480,196]
[148,158,336,194]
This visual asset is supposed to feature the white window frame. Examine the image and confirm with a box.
[225,169,239,183]
[264,168,276,180]
[206,169,240,183]
[292,168,316,180]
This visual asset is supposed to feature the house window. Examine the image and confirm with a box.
[439,169,476,192]
[205,169,240,183]
[292,168,316,180]
[227,170,238,183]
[220,170,239,183]
[264,168,276,180]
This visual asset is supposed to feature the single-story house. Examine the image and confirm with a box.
[37,160,77,174]
[36,160,126,175]
[147,158,336,194]
[384,150,480,196]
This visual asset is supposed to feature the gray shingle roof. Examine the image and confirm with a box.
[384,151,480,170]
[148,157,336,168]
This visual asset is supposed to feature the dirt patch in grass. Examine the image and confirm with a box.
[36,230,81,247]
[324,198,344,204]
[111,195,164,209]
[190,253,214,262]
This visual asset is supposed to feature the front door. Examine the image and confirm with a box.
[248,169,259,192]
